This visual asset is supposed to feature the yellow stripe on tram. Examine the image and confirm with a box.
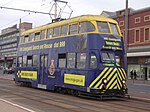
[117,77,122,89]
[121,68,127,79]
[89,67,108,88]
[107,73,117,89]
[94,68,113,88]
[118,68,125,79]
[117,69,123,81]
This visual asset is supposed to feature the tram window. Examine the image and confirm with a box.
[97,22,110,33]
[47,28,53,38]
[58,54,66,68]
[18,56,23,67]
[77,53,86,68]
[33,55,38,66]
[23,56,27,67]
[27,56,32,67]
[110,23,119,35]
[24,35,29,43]
[69,24,78,34]
[67,53,76,68]
[29,33,34,42]
[61,25,68,36]
[90,54,97,69]
[44,55,48,67]
[79,21,95,33]
[19,36,24,44]
[102,52,114,62]
[35,32,40,41]
[53,27,60,37]
[41,30,45,39]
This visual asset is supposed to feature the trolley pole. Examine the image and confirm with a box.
[125,0,128,74]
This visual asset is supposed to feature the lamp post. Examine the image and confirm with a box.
[125,0,128,74]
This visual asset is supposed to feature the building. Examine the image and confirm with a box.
[101,7,150,80]
[0,22,32,69]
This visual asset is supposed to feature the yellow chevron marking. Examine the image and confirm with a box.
[94,68,113,88]
[117,69,123,81]
[118,68,125,79]
[117,83,121,90]
[117,77,122,89]
[107,73,117,89]
[89,67,108,88]
[110,79,117,89]
[107,68,117,81]
[121,68,127,79]
[100,84,103,89]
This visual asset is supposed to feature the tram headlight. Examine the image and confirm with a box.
[103,79,107,84]
[122,80,126,84]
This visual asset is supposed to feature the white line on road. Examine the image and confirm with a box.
[0,98,35,112]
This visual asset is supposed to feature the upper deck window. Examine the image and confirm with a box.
[19,36,24,44]
[79,21,95,33]
[69,24,78,34]
[97,22,110,33]
[24,35,29,43]
[29,33,34,42]
[61,25,68,36]
[110,23,119,35]
[41,30,45,39]
[53,27,60,37]
[47,28,53,38]
[35,32,40,41]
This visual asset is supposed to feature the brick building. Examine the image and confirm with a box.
[101,7,150,80]
[0,22,32,70]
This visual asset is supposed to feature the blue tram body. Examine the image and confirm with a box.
[15,15,128,97]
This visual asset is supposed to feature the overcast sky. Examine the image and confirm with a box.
[0,0,150,31]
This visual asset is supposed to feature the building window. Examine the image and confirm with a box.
[135,29,140,42]
[144,15,150,22]
[144,28,150,41]
[135,17,141,24]
[119,21,124,26]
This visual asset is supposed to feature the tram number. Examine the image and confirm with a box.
[54,41,65,48]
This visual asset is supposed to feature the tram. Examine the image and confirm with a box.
[15,15,128,97]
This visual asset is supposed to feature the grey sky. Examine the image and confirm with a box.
[0,0,150,31]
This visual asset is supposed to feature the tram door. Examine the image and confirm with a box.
[38,55,47,87]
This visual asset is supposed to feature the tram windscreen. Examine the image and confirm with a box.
[101,52,114,62]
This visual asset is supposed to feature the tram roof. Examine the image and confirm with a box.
[21,15,117,35]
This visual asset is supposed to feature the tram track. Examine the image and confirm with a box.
[0,79,150,112]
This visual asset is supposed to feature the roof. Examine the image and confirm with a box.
[21,15,117,35]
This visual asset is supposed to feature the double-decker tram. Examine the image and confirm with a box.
[15,15,128,98]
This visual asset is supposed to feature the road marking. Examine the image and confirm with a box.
[0,98,35,112]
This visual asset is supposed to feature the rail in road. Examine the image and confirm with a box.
[0,79,150,112]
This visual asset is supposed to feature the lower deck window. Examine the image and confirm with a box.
[58,54,66,68]
[77,53,86,68]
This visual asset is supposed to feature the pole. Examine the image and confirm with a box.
[125,0,128,74]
